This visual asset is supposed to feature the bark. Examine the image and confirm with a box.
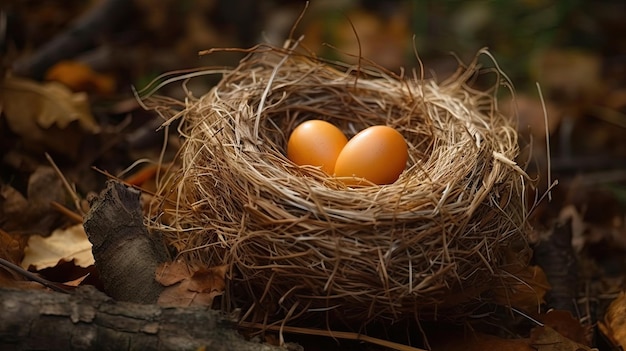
[0,286,282,351]
[83,180,167,304]
[0,182,286,350]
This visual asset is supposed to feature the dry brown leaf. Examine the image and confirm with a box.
[0,228,25,264]
[530,325,596,351]
[157,279,194,306]
[155,260,192,286]
[1,167,66,235]
[0,184,31,233]
[62,273,90,287]
[0,228,37,289]
[156,261,227,307]
[0,76,100,158]
[1,76,100,132]
[188,265,228,294]
[0,228,30,289]
[0,270,45,290]
[20,224,94,270]
[541,310,592,346]
[0,184,29,221]
[493,260,551,314]
[160,279,221,307]
[0,229,47,289]
[599,291,626,349]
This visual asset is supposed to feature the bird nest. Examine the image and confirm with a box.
[146,41,531,325]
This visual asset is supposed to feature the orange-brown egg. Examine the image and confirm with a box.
[287,120,348,174]
[334,125,408,185]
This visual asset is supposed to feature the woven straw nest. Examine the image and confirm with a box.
[148,41,531,325]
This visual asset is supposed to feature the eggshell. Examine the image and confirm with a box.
[334,125,408,185]
[287,120,348,174]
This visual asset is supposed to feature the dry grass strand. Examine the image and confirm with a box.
[147,42,531,325]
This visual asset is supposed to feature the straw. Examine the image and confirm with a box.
[147,42,531,326]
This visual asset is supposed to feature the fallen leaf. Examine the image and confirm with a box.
[599,291,626,349]
[541,310,592,346]
[188,265,228,295]
[20,224,94,270]
[155,260,192,286]
[1,167,66,235]
[0,228,25,264]
[0,270,45,290]
[156,261,227,307]
[505,265,550,312]
[0,184,29,231]
[27,166,65,208]
[1,76,100,132]
[493,250,551,314]
[61,272,90,287]
[530,325,596,351]
[45,60,116,95]
[0,228,38,289]
[0,76,100,158]
[158,278,222,307]
[25,166,67,233]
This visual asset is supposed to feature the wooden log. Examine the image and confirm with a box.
[0,286,282,351]
[83,180,167,304]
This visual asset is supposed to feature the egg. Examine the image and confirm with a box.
[287,120,348,174]
[334,125,408,185]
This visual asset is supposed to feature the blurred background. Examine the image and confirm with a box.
[5,0,625,89]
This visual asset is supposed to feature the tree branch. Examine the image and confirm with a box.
[0,286,281,351]
[12,0,136,79]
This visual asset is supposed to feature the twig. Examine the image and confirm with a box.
[91,166,164,200]
[0,258,71,293]
[537,82,552,202]
[50,201,83,224]
[12,0,136,79]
